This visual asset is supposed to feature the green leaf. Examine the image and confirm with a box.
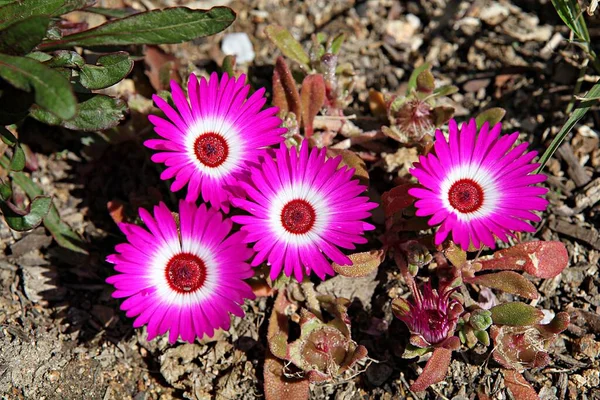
[31,94,127,131]
[0,180,11,201]
[221,54,236,77]
[9,143,25,171]
[550,0,590,42]
[53,0,96,16]
[0,0,64,30]
[27,51,53,62]
[433,85,459,98]
[0,155,86,253]
[490,302,544,326]
[40,6,236,49]
[407,62,431,94]
[84,6,137,19]
[329,33,345,54]
[538,80,600,171]
[0,195,52,231]
[0,16,50,55]
[46,50,85,68]
[79,52,134,89]
[0,54,76,120]
[265,25,310,70]
[475,107,506,129]
[0,126,16,145]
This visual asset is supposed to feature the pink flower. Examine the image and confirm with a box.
[393,283,462,348]
[409,119,549,251]
[106,201,255,343]
[232,141,377,281]
[145,73,286,212]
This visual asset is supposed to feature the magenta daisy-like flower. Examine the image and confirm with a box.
[145,73,286,212]
[231,142,377,282]
[408,119,549,251]
[106,201,255,343]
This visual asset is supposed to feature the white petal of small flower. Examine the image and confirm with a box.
[440,163,500,222]
[268,183,330,247]
[148,239,220,307]
[184,116,244,178]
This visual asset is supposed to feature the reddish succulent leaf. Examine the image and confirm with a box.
[410,347,452,392]
[468,271,539,299]
[490,302,544,326]
[503,369,540,400]
[480,241,568,279]
[538,312,570,335]
[300,74,326,138]
[272,56,301,118]
[264,353,310,400]
[332,250,384,277]
[267,291,290,359]
[381,183,418,217]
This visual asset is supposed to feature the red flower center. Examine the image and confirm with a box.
[165,253,206,293]
[194,132,228,168]
[448,179,484,213]
[281,199,316,234]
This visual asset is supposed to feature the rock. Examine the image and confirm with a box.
[384,14,422,51]
[22,265,65,303]
[479,2,509,26]
[316,271,378,309]
[366,363,393,386]
[9,227,52,258]
[221,32,255,64]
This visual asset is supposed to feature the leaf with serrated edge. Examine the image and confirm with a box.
[79,52,134,90]
[0,54,76,120]
[40,7,235,49]
[31,95,128,131]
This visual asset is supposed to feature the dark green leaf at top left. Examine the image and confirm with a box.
[0,16,50,55]
[79,52,134,90]
[0,0,63,30]
[0,53,76,120]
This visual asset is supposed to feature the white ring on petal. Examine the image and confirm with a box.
[439,163,500,222]
[184,116,244,178]
[268,183,330,247]
[148,239,220,307]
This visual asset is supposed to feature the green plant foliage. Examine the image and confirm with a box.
[0,53,77,120]
[265,25,311,70]
[0,195,52,231]
[0,16,50,55]
[0,2,235,247]
[79,52,134,90]
[537,81,600,171]
[40,6,236,48]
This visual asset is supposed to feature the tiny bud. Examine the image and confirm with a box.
[470,309,492,331]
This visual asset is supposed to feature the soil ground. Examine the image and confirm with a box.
[1,0,600,399]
